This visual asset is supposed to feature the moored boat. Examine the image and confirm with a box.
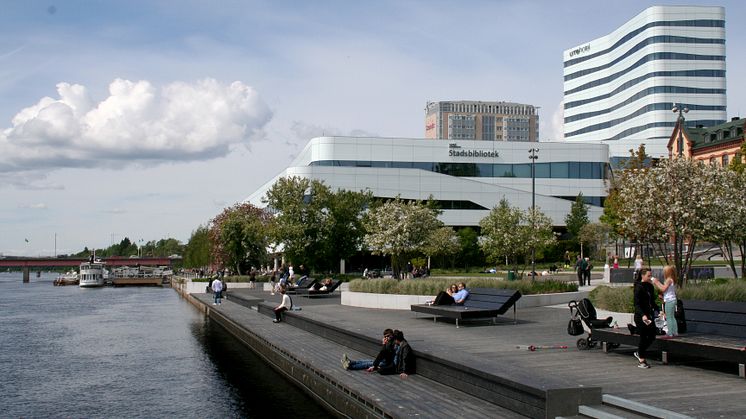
[54,271,79,286]
[79,262,105,287]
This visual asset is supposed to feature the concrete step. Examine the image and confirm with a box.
[601,394,693,419]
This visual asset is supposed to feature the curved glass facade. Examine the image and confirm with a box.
[309,160,608,180]
[565,73,726,108]
[565,39,725,82]
[565,52,725,89]
[563,6,726,146]
[564,19,724,67]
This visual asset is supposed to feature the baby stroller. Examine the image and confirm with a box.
[567,298,617,350]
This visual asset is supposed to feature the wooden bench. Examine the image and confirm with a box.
[410,288,522,328]
[593,300,746,378]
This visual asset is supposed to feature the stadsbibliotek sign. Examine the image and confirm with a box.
[448,149,500,158]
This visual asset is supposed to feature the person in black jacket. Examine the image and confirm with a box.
[341,329,396,371]
[633,268,657,368]
[383,330,415,379]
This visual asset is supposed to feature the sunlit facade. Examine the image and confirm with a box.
[563,5,727,157]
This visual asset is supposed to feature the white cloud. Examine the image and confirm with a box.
[548,100,565,141]
[0,78,273,178]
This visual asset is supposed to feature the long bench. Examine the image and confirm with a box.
[410,288,522,328]
[592,300,746,378]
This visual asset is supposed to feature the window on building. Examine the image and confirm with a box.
[722,154,729,166]
[710,157,717,165]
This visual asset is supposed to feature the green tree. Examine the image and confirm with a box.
[565,193,589,240]
[264,176,370,272]
[184,225,212,269]
[210,203,273,275]
[578,222,611,260]
[728,142,746,174]
[479,200,555,275]
[455,227,483,270]
[363,197,443,279]
[420,226,461,268]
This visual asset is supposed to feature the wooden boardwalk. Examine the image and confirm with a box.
[229,289,746,418]
[192,292,522,418]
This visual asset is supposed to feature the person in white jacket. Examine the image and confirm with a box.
[212,277,223,305]
[273,286,292,323]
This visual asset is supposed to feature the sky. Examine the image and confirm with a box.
[1,0,744,256]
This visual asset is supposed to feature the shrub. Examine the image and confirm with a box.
[679,278,746,302]
[348,278,577,295]
[589,286,634,313]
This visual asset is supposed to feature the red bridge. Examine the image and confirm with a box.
[0,257,179,282]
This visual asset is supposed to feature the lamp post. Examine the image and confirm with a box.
[672,104,689,157]
[528,147,539,278]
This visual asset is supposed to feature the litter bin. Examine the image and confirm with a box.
[507,270,515,281]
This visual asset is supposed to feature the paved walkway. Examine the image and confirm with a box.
[230,288,746,418]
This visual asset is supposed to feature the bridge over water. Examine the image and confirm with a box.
[0,257,178,282]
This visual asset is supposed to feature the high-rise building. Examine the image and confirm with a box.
[425,101,539,142]
[563,5,726,156]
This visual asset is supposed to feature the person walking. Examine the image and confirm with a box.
[583,257,593,286]
[575,256,586,287]
[653,265,678,338]
[211,276,223,305]
[633,268,657,368]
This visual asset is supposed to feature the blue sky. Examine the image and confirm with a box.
[1,0,744,256]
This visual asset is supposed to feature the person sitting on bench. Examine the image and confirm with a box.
[272,286,292,323]
[452,282,469,305]
[312,278,333,291]
[341,328,396,371]
[432,284,458,305]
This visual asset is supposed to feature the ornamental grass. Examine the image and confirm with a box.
[348,277,577,295]
[590,279,746,313]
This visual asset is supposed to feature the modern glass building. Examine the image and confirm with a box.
[246,136,609,227]
[563,5,726,157]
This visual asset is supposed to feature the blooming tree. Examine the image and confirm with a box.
[702,168,746,278]
[616,158,723,285]
[363,198,443,278]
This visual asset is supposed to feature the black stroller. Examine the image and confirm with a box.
[567,298,617,350]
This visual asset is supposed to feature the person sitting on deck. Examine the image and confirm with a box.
[341,329,396,371]
[272,286,292,323]
[381,330,415,379]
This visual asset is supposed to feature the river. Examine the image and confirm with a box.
[0,271,329,418]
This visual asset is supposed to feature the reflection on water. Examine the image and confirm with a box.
[0,272,329,418]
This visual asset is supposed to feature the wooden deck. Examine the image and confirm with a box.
[202,289,746,418]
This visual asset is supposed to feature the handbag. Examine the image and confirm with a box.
[567,318,584,336]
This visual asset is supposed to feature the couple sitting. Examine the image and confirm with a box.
[433,282,469,305]
[341,329,415,379]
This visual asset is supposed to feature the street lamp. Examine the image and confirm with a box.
[672,104,689,157]
[528,147,539,278]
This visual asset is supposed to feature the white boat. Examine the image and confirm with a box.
[54,271,79,286]
[79,262,105,287]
